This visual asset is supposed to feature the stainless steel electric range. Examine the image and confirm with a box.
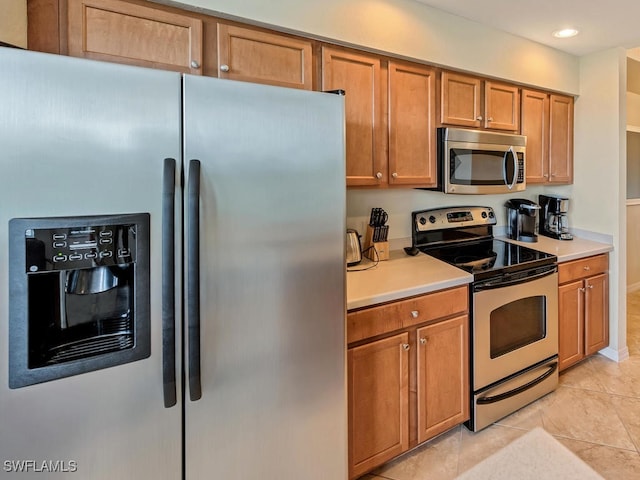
[410,206,559,431]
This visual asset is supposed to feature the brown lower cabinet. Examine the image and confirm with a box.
[558,254,609,371]
[347,286,469,479]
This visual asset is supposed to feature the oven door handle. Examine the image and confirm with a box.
[474,266,557,291]
[477,362,558,405]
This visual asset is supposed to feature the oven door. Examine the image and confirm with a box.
[472,268,558,391]
[444,140,525,195]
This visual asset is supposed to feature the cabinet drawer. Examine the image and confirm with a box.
[347,286,468,344]
[558,254,608,284]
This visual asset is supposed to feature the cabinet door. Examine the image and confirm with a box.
[441,71,482,128]
[348,333,409,479]
[549,94,574,183]
[67,0,203,74]
[521,89,550,183]
[217,23,312,90]
[558,280,585,371]
[585,273,609,355]
[484,81,520,131]
[416,316,469,443]
[322,47,383,186]
[388,61,436,186]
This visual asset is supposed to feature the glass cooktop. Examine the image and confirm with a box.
[420,239,556,281]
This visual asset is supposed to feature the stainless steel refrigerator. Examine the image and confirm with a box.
[0,47,346,479]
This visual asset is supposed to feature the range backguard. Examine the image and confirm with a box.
[8,213,150,388]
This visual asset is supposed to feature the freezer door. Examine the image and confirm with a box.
[183,76,347,479]
[0,48,182,479]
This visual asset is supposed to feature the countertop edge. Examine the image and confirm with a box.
[347,274,472,311]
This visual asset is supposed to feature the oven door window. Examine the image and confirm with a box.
[449,148,518,186]
[490,295,546,358]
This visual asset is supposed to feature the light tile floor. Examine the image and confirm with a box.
[361,291,640,480]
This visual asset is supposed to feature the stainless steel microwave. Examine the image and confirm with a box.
[430,127,526,194]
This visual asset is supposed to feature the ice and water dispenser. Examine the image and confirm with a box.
[8,214,150,388]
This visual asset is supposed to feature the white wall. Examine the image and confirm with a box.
[163,0,579,94]
[573,48,628,361]
[0,0,27,48]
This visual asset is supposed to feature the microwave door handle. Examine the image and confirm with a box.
[503,146,518,190]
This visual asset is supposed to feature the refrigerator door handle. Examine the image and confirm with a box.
[162,158,177,408]
[187,159,202,401]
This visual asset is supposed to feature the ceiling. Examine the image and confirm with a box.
[413,0,640,56]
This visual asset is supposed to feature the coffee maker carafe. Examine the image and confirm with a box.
[538,194,573,241]
[505,198,540,243]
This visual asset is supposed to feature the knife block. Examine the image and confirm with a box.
[363,225,389,261]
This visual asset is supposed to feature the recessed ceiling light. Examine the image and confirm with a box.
[553,28,579,39]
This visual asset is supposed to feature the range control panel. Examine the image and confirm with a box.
[413,206,496,232]
[25,224,137,272]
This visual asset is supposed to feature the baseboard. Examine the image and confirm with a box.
[599,346,630,362]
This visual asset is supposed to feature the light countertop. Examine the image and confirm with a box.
[346,250,472,311]
[347,234,613,311]
[497,234,613,262]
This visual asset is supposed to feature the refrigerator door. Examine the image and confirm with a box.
[0,48,183,478]
[183,76,347,479]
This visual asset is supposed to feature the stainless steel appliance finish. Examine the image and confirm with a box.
[505,198,541,243]
[472,267,558,390]
[471,357,558,431]
[429,127,526,194]
[346,229,363,266]
[411,206,558,432]
[539,194,573,240]
[0,48,346,479]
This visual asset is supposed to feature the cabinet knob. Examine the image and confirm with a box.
[579,287,586,293]
[587,284,594,289]
[420,338,427,345]
[476,115,483,121]
[190,60,200,69]
[392,172,398,179]
[487,117,494,122]
[410,310,419,318]
[402,343,410,351]
[543,174,549,178]
[220,64,230,73]
[584,266,591,271]
[376,172,383,179]
[551,173,557,177]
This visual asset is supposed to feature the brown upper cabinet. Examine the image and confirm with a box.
[388,61,437,187]
[27,0,574,189]
[216,23,313,90]
[441,71,520,131]
[321,46,385,187]
[521,89,574,184]
[321,47,437,188]
[28,0,204,74]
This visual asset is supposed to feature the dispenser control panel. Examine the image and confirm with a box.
[25,224,137,272]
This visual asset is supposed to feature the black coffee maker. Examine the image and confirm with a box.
[539,194,573,240]
[505,198,540,243]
